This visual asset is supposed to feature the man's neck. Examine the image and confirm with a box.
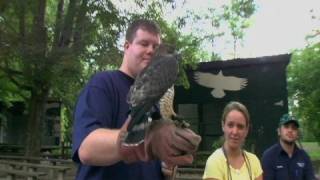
[279,140,295,157]
[119,62,135,78]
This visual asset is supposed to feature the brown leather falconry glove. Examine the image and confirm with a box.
[118,118,201,165]
[118,117,149,163]
[144,120,201,166]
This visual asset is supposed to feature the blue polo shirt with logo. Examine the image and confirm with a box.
[72,71,163,180]
[262,143,316,180]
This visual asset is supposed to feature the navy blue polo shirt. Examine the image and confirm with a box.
[262,143,316,180]
[72,70,163,180]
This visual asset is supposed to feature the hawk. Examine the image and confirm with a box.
[159,86,189,128]
[194,70,248,98]
[123,45,180,146]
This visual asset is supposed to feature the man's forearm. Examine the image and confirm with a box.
[78,128,122,166]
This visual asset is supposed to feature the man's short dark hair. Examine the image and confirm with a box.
[125,19,161,42]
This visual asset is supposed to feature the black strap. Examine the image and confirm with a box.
[222,146,253,180]
[222,146,232,180]
[243,151,253,180]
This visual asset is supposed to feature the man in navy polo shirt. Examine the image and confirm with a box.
[72,19,201,180]
[262,114,316,180]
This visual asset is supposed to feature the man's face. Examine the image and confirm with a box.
[124,28,161,77]
[278,123,299,144]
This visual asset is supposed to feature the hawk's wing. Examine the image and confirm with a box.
[124,52,179,146]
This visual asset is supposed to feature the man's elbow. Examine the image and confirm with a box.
[78,146,93,165]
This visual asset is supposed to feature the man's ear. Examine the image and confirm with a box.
[297,129,301,139]
[277,128,280,136]
[124,41,130,50]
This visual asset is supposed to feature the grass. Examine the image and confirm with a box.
[193,142,320,166]
[301,142,320,160]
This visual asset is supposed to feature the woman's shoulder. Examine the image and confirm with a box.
[243,150,261,163]
[203,148,226,179]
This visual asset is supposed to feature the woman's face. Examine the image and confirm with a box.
[222,110,249,150]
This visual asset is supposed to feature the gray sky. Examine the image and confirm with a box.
[237,0,320,58]
[113,0,320,59]
[173,0,320,59]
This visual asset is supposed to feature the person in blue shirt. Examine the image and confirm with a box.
[261,114,316,180]
[72,19,201,180]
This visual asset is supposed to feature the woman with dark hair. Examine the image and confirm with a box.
[203,101,263,180]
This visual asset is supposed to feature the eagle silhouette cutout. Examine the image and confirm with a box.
[194,70,248,98]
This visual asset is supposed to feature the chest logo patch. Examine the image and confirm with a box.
[276,165,284,169]
[297,162,305,168]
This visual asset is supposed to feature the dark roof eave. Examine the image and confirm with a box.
[195,54,291,70]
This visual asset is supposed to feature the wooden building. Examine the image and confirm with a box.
[174,54,291,156]
[0,100,61,147]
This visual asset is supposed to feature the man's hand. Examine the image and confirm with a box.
[118,117,149,163]
[118,118,201,165]
[145,120,201,166]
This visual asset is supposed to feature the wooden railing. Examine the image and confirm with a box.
[0,143,72,159]
[0,160,71,180]
[0,168,46,180]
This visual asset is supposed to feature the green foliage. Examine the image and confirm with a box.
[211,136,224,150]
[288,43,320,143]
[222,0,255,58]
[0,0,127,153]
[0,0,260,152]
[161,22,206,88]
[185,0,256,60]
[0,74,27,104]
[301,142,320,160]
[116,1,207,89]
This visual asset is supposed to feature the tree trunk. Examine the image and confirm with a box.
[24,0,49,157]
[25,89,49,157]
[53,0,64,48]
[59,0,79,47]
